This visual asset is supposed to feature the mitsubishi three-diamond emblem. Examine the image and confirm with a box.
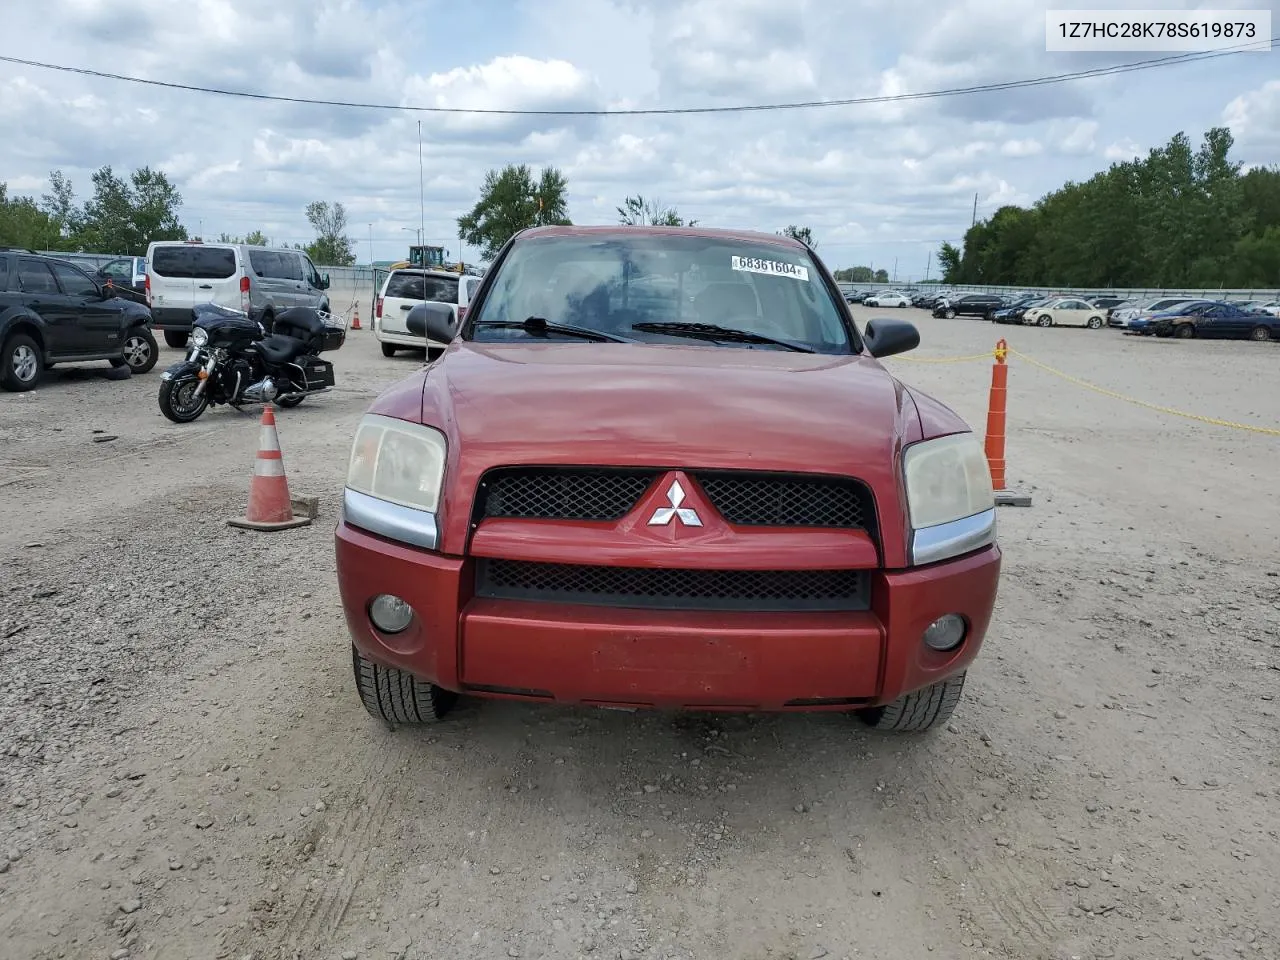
[648,478,702,527]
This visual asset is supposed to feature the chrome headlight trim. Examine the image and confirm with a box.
[910,508,997,566]
[342,488,438,550]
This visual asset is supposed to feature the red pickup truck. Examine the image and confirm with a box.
[335,226,1001,733]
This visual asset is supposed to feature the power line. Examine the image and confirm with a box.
[0,40,1273,117]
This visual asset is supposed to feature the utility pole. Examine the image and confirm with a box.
[925,250,931,282]
[368,223,373,267]
[419,120,430,256]
[971,192,978,228]
[892,257,898,283]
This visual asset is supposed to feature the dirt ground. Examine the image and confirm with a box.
[1,306,1277,960]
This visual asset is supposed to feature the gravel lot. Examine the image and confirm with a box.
[1,306,1277,960]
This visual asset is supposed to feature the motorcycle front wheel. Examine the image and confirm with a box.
[159,377,210,423]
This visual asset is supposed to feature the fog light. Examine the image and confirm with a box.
[922,614,966,652]
[369,594,413,634]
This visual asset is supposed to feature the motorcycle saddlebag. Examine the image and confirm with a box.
[321,325,346,352]
[301,358,336,390]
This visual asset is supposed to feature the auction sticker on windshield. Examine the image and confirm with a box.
[731,256,810,281]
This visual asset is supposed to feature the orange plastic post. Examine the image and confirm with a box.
[984,340,1008,491]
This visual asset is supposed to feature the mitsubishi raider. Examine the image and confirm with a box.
[335,226,1001,733]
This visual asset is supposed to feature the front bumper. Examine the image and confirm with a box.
[335,522,1002,712]
[149,307,194,331]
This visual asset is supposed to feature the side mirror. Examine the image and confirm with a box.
[321,273,330,289]
[405,301,458,342]
[863,318,919,359]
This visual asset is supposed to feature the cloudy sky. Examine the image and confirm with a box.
[2,0,1278,278]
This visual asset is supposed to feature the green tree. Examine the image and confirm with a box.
[617,195,696,226]
[40,170,77,249]
[833,266,874,282]
[458,164,571,260]
[780,225,814,247]
[75,165,187,254]
[218,229,270,245]
[873,268,889,284]
[943,127,1280,287]
[937,242,962,283]
[304,201,356,265]
[0,183,56,250]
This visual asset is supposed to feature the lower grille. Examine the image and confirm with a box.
[475,559,870,612]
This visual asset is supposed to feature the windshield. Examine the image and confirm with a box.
[468,233,856,354]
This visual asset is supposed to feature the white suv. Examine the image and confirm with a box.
[375,268,480,357]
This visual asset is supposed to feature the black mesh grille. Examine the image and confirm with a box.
[473,466,875,533]
[476,467,658,522]
[475,559,870,612]
[694,471,872,529]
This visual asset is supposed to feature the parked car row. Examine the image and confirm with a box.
[917,287,1279,341]
[1127,300,1280,341]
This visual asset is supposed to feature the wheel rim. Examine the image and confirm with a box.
[1088,318,1102,329]
[1251,326,1269,341]
[123,335,152,368]
[169,380,206,417]
[1176,326,1192,339]
[1039,317,1051,326]
[12,344,38,382]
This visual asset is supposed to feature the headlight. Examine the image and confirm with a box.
[903,433,996,565]
[190,327,209,347]
[346,414,447,513]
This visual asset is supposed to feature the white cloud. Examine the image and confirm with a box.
[1103,139,1142,162]
[1054,120,1100,154]
[1222,79,1280,151]
[1000,139,1043,158]
[0,0,1274,274]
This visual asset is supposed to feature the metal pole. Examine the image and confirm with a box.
[925,250,931,281]
[418,121,426,256]
[368,223,373,268]
[893,257,898,283]
[971,192,978,227]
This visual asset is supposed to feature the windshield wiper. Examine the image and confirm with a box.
[473,316,634,343]
[631,321,815,353]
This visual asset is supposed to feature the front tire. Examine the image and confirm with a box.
[1037,315,1052,327]
[352,646,458,724]
[857,673,966,732]
[381,342,398,357]
[163,330,189,349]
[115,327,158,373]
[1250,325,1271,341]
[1,332,42,392]
[1174,324,1194,339]
[158,377,210,423]
[1087,316,1103,330]
[944,309,956,319]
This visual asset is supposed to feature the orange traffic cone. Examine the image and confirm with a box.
[351,306,362,331]
[228,406,313,531]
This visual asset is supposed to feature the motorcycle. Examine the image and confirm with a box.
[157,303,346,423]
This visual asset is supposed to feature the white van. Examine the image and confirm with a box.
[375,268,480,357]
[145,241,331,347]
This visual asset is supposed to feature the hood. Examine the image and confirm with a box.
[424,341,917,473]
